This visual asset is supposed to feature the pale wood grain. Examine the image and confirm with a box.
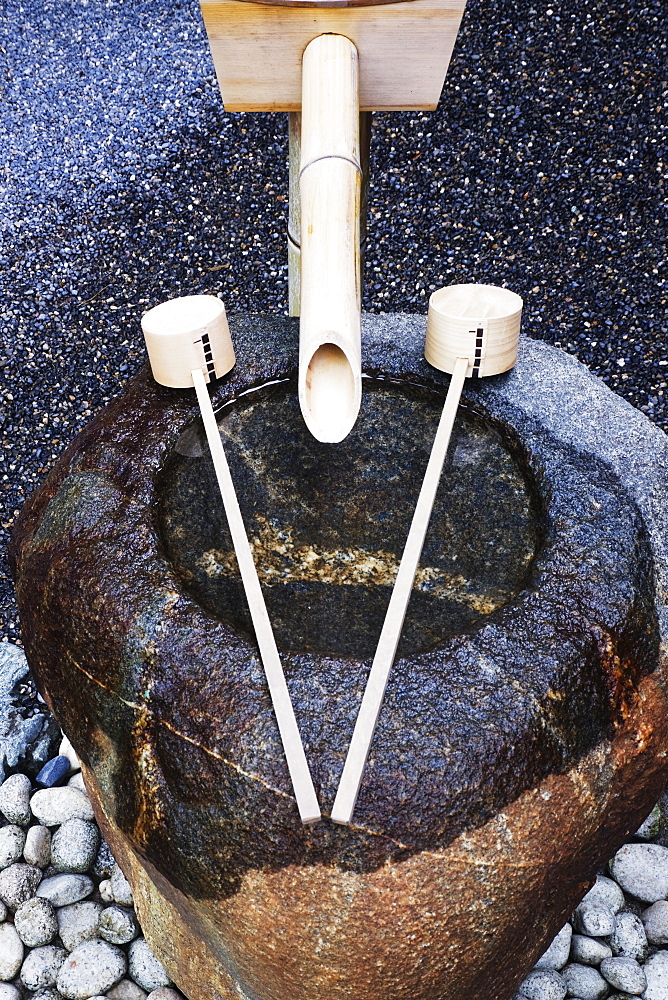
[199,0,468,112]
[141,295,235,389]
[192,366,321,825]
[331,355,469,825]
[298,35,362,442]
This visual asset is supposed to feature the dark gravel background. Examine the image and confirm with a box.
[0,0,666,645]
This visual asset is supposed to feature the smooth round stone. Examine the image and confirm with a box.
[635,804,662,840]
[93,839,116,879]
[110,864,134,906]
[36,873,94,907]
[0,824,26,869]
[561,964,609,1000]
[0,984,21,1000]
[67,773,87,792]
[56,900,102,952]
[107,980,149,999]
[57,939,127,999]
[32,991,63,1000]
[24,824,52,868]
[569,934,612,966]
[0,898,6,921]
[20,945,67,991]
[0,862,42,911]
[36,755,72,789]
[610,911,648,961]
[0,774,31,826]
[535,924,572,971]
[609,843,668,903]
[573,904,616,938]
[517,969,567,1000]
[638,950,668,1000]
[128,939,171,992]
[14,896,58,947]
[579,875,625,914]
[100,904,139,945]
[30,787,94,826]
[147,991,183,1000]
[642,900,668,945]
[0,922,24,980]
[59,735,81,774]
[599,956,646,994]
[51,818,100,873]
[99,878,114,902]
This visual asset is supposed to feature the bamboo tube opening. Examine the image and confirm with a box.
[303,341,357,443]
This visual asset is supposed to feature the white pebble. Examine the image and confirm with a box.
[30,787,94,826]
[56,900,102,951]
[51,818,99,873]
[100,904,139,945]
[14,896,58,947]
[572,903,615,937]
[517,968,566,1000]
[0,825,26,869]
[534,923,572,971]
[0,984,21,999]
[99,877,114,902]
[68,772,87,792]
[0,862,42,911]
[110,864,134,906]
[36,873,94,907]
[609,843,668,903]
[20,944,67,991]
[147,991,183,1000]
[561,963,609,1000]
[107,979,149,999]
[579,874,625,914]
[639,950,668,1000]
[0,899,6,921]
[0,922,24,981]
[610,911,648,961]
[569,933,612,966]
[636,803,662,840]
[24,824,52,867]
[57,939,127,999]
[128,938,171,992]
[643,900,668,945]
[59,734,82,773]
[0,774,31,826]
[599,955,647,994]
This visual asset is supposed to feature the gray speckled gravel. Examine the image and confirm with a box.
[0,0,666,644]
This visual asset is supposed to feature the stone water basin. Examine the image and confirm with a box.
[10,313,668,1000]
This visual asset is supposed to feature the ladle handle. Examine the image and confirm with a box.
[331,356,469,825]
[192,368,321,825]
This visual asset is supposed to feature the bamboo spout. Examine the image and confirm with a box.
[299,34,362,443]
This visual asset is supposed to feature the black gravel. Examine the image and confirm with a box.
[0,0,666,645]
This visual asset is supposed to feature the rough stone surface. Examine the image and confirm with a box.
[569,935,613,967]
[107,980,149,1000]
[10,324,668,1000]
[579,875,625,915]
[610,911,648,961]
[641,951,668,1000]
[599,956,646,994]
[0,824,26,869]
[517,969,566,1000]
[609,844,668,903]
[534,924,572,971]
[0,985,21,1000]
[146,991,181,1000]
[57,939,127,999]
[0,773,32,826]
[0,645,59,783]
[0,922,24,981]
[110,864,134,907]
[23,825,52,868]
[51,818,100,873]
[0,862,41,911]
[56,900,102,952]
[643,901,668,946]
[100,904,139,945]
[561,963,609,1000]
[573,904,616,938]
[19,944,67,991]
[14,896,58,947]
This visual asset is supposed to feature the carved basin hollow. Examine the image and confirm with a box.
[159,378,539,660]
[10,315,668,1000]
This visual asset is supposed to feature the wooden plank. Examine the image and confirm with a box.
[200,0,468,111]
[331,356,469,825]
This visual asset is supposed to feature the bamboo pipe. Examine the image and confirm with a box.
[299,34,362,443]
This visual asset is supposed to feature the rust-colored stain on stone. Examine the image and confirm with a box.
[10,320,668,1000]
